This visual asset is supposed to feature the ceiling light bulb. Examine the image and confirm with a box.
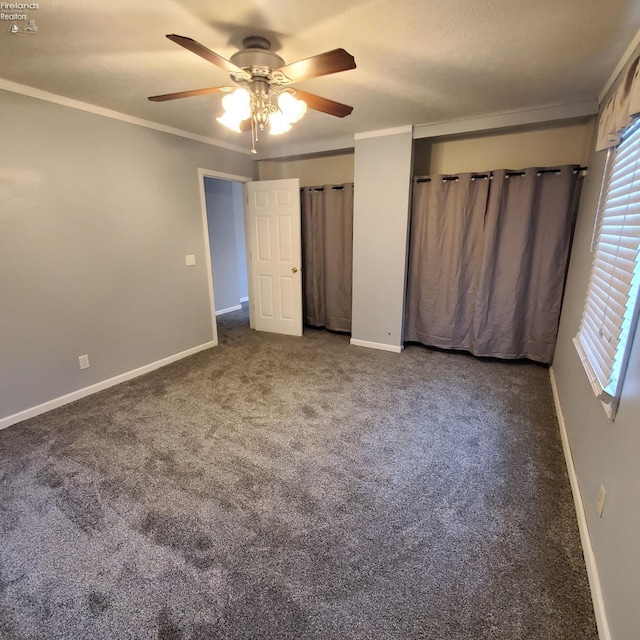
[278,92,307,124]
[269,110,292,135]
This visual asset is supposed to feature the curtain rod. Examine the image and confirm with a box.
[415,167,588,183]
[304,185,346,192]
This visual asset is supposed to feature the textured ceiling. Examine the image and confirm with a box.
[2,0,640,156]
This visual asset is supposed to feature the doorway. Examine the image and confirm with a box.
[199,171,305,344]
[204,177,248,312]
[198,169,252,345]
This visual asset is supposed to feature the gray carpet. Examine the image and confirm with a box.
[1,305,598,639]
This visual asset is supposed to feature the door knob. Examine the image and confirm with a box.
[292,267,299,273]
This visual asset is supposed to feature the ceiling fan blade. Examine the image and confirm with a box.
[148,87,227,102]
[276,48,356,83]
[166,34,244,74]
[293,89,353,118]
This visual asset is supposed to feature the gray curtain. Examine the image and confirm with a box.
[404,166,581,363]
[301,183,354,332]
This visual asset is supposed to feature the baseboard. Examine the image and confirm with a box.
[549,367,611,640]
[0,340,217,431]
[349,338,404,353]
[215,305,242,316]
[240,297,249,303]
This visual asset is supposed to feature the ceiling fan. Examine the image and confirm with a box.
[148,34,356,152]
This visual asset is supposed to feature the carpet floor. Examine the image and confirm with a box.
[0,306,598,639]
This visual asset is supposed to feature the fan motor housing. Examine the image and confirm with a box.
[230,36,285,72]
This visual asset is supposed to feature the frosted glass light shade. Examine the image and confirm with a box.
[216,111,243,132]
[269,110,292,135]
[278,92,307,123]
[217,89,252,131]
[223,89,251,119]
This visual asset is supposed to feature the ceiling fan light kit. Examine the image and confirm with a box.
[216,83,307,137]
[148,34,356,152]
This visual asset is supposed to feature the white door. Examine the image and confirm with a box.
[246,178,302,336]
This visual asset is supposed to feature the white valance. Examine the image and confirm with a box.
[596,57,640,151]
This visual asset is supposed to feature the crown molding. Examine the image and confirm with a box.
[412,102,598,139]
[0,78,252,155]
[354,125,413,140]
[253,135,355,160]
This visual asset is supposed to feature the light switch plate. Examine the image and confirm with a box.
[185,254,196,266]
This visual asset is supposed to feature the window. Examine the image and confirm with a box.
[574,118,640,419]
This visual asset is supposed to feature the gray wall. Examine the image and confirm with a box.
[351,131,413,349]
[0,89,254,422]
[204,177,247,312]
[258,152,354,186]
[232,181,249,301]
[552,58,640,639]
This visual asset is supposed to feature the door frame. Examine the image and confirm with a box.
[198,167,253,346]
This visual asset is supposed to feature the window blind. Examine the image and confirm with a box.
[574,118,640,417]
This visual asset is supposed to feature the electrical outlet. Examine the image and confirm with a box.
[597,484,607,518]
[185,254,196,266]
[78,354,90,370]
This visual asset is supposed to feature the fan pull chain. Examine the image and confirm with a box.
[251,116,258,155]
